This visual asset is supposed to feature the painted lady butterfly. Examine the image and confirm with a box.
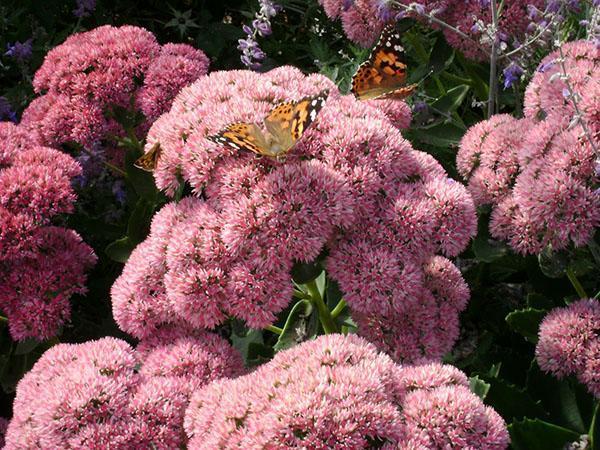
[207,91,329,159]
[351,24,417,101]
[134,142,162,172]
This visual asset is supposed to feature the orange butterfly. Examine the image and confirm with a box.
[351,24,417,101]
[134,142,161,172]
[207,91,329,159]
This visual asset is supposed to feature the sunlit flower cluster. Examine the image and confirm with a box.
[184,334,509,449]
[113,66,476,364]
[0,122,96,341]
[457,40,599,255]
[317,0,544,60]
[20,25,209,159]
[4,329,243,449]
[536,299,600,398]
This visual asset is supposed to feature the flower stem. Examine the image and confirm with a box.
[265,325,283,335]
[330,299,347,320]
[305,280,338,334]
[566,267,588,299]
[589,402,599,449]
[557,45,599,155]
[487,0,499,119]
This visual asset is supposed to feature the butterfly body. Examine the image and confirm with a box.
[208,91,329,159]
[351,24,417,101]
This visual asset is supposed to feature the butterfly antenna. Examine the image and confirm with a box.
[418,69,435,86]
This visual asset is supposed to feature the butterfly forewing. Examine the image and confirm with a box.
[134,142,162,172]
[351,24,414,101]
[290,92,328,141]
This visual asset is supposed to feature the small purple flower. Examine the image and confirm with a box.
[546,0,561,13]
[479,0,490,8]
[502,63,523,89]
[411,2,425,15]
[238,0,280,69]
[0,97,17,122]
[412,101,428,114]
[375,0,395,21]
[4,39,32,61]
[253,18,272,36]
[342,0,354,11]
[112,179,127,205]
[538,61,555,73]
[562,87,571,99]
[73,0,96,18]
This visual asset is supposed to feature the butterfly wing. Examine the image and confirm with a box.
[351,24,413,100]
[208,123,270,156]
[263,91,329,157]
[134,142,162,172]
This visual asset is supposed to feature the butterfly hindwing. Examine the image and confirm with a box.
[134,142,162,172]
[208,123,269,156]
[351,24,414,100]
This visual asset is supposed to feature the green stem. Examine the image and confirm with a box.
[331,299,347,320]
[587,240,600,266]
[265,325,283,335]
[104,161,127,177]
[293,289,311,300]
[305,280,338,334]
[487,0,499,119]
[566,268,588,299]
[589,402,599,449]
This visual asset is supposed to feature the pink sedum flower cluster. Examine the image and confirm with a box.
[0,122,96,341]
[4,328,244,449]
[113,67,476,364]
[20,25,209,152]
[317,0,543,60]
[536,299,600,398]
[524,40,599,132]
[184,334,509,449]
[457,41,599,255]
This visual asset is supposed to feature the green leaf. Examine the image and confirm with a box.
[505,308,547,343]
[472,234,508,263]
[105,237,135,263]
[483,376,547,421]
[274,300,318,352]
[509,418,581,450]
[126,199,154,245]
[469,376,490,400]
[406,122,465,148]
[527,293,555,310]
[538,246,569,279]
[291,260,323,284]
[230,327,263,363]
[527,362,594,433]
[124,148,159,202]
[429,36,454,75]
[15,338,40,355]
[430,85,470,115]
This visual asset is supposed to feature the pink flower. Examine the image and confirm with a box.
[184,334,509,449]
[316,0,542,61]
[352,257,469,363]
[0,125,95,341]
[24,25,209,155]
[137,325,245,391]
[536,299,600,398]
[136,43,210,123]
[5,331,242,449]
[117,66,476,355]
[524,40,599,127]
[401,385,509,449]
[0,227,96,341]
